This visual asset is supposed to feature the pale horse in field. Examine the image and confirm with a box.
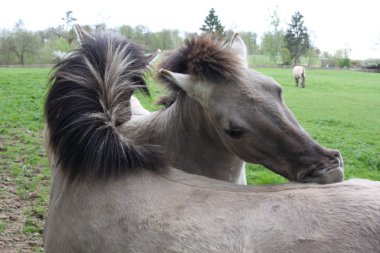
[293,65,306,88]
[43,32,380,252]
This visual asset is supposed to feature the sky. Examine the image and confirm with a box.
[1,0,379,60]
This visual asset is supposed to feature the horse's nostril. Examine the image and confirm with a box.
[329,150,344,169]
[329,150,342,161]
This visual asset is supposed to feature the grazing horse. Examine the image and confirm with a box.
[293,65,306,88]
[43,32,380,253]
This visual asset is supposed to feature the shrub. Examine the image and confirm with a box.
[361,59,380,70]
[280,47,291,65]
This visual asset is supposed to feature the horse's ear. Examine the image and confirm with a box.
[74,24,94,44]
[159,68,193,91]
[159,68,212,102]
[230,33,248,67]
[146,49,161,65]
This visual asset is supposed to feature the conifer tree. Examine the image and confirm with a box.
[200,8,225,37]
[284,11,310,65]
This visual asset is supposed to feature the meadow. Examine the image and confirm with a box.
[0,67,379,252]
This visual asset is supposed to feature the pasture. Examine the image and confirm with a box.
[0,67,379,251]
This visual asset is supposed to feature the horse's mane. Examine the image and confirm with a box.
[157,34,242,107]
[45,32,167,182]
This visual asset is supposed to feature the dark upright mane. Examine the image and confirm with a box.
[157,34,242,107]
[45,32,167,182]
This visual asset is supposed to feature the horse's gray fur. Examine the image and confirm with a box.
[127,34,343,184]
[43,32,380,253]
[44,154,380,252]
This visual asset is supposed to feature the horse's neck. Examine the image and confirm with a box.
[126,100,244,183]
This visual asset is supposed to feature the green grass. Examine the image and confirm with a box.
[0,68,51,251]
[139,68,380,184]
[248,54,321,67]
[0,67,379,251]
[249,68,380,183]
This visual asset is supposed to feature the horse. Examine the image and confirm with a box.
[123,33,342,185]
[293,66,306,88]
[43,32,380,252]
[73,26,339,185]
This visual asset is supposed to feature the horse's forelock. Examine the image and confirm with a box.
[157,34,242,107]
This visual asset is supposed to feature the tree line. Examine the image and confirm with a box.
[0,20,184,65]
[199,9,366,68]
[0,9,364,68]
[201,9,321,67]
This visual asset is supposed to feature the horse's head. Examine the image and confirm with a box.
[159,34,343,184]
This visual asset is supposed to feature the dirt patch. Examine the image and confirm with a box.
[0,135,45,252]
[0,173,43,253]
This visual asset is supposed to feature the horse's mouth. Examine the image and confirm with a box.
[297,157,344,184]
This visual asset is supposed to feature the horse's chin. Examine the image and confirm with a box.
[298,166,344,184]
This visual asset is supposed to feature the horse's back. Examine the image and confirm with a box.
[293,66,304,76]
[44,170,380,253]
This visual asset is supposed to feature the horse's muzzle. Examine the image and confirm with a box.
[297,151,344,184]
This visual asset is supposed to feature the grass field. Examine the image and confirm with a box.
[0,67,379,252]
[252,68,380,183]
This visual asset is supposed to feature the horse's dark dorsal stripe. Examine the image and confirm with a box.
[45,33,167,182]
[157,34,242,107]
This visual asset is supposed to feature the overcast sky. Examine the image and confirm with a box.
[1,0,379,60]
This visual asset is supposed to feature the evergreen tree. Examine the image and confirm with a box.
[284,11,310,65]
[200,8,225,37]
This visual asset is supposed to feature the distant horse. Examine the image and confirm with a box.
[293,65,306,88]
[43,32,380,252]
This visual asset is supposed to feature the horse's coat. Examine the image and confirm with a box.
[43,32,380,253]
[293,65,306,88]
[128,34,343,184]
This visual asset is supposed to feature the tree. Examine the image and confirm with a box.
[119,25,135,39]
[261,32,275,60]
[261,31,284,63]
[156,29,182,50]
[2,21,41,64]
[280,47,291,65]
[200,8,225,37]
[61,11,77,47]
[268,7,285,63]
[95,15,109,32]
[306,46,320,67]
[260,7,285,63]
[0,29,14,64]
[334,48,351,68]
[284,11,310,65]
[119,25,182,51]
[322,51,331,59]
[62,11,77,29]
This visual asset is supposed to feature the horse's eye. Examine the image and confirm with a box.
[224,128,244,139]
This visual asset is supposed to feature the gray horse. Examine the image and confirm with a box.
[74,26,339,185]
[43,32,380,252]
[125,34,343,184]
